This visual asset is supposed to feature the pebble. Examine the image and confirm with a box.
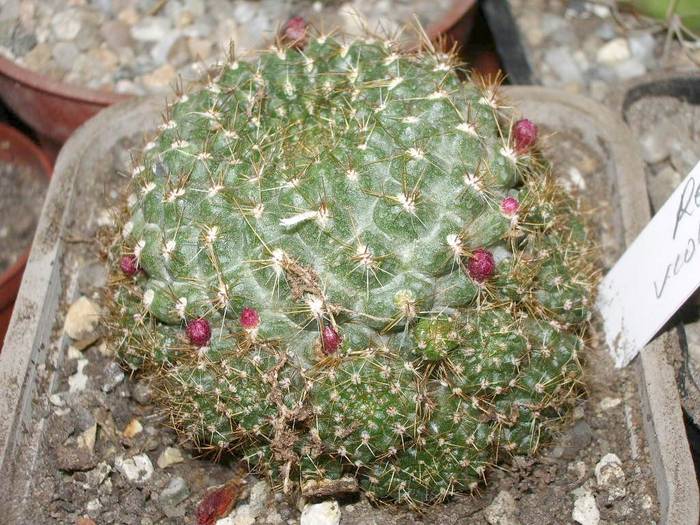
[595,453,626,502]
[596,38,630,64]
[102,361,125,393]
[131,17,172,42]
[300,500,341,525]
[86,461,112,487]
[55,422,98,471]
[122,418,143,439]
[571,485,600,525]
[484,490,521,525]
[159,476,190,507]
[599,397,621,410]
[64,296,101,347]
[51,9,82,41]
[68,358,89,393]
[543,47,582,84]
[157,446,185,468]
[132,381,152,404]
[217,480,271,525]
[115,453,154,484]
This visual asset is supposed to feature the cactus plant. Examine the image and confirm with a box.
[109,28,595,505]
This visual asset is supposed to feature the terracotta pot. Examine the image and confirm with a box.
[0,0,476,155]
[0,123,53,346]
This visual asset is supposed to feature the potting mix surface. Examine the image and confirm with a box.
[17,120,660,524]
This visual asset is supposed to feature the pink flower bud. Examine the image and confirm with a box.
[186,318,211,347]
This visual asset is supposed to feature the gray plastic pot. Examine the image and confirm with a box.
[0,88,696,523]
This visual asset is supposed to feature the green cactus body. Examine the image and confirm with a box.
[111,32,594,505]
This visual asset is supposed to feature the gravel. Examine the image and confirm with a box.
[0,0,456,95]
[0,155,47,275]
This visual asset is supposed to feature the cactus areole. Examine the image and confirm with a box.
[110,29,595,505]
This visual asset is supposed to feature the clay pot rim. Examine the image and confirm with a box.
[0,123,53,301]
[0,0,476,105]
[0,55,128,106]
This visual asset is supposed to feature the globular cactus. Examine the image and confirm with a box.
[109,27,595,505]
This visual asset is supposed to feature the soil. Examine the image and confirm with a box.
[0,150,48,275]
[3,109,663,525]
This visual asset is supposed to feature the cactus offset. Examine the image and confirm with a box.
[109,30,595,505]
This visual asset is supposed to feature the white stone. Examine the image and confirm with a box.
[596,38,631,64]
[157,447,185,468]
[216,480,271,525]
[484,490,520,525]
[300,500,341,525]
[115,453,154,484]
[598,397,621,410]
[572,486,600,525]
[51,10,81,40]
[64,296,101,344]
[595,453,626,501]
[131,17,172,42]
[68,359,89,392]
[77,423,97,451]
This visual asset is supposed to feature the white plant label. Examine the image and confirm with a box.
[598,160,700,367]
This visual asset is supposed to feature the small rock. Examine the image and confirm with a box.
[55,424,97,471]
[86,461,112,487]
[543,47,582,84]
[567,460,587,481]
[613,58,646,80]
[599,397,621,410]
[484,490,521,525]
[77,518,97,525]
[51,10,82,41]
[21,42,53,72]
[215,480,270,525]
[102,361,125,393]
[11,24,37,56]
[300,500,341,525]
[131,17,172,42]
[141,63,176,89]
[86,497,102,513]
[595,453,626,502]
[100,20,133,50]
[52,42,80,70]
[648,166,682,211]
[64,296,101,347]
[132,381,152,404]
[157,447,185,468]
[628,32,656,64]
[123,418,143,439]
[187,37,213,60]
[49,393,65,407]
[115,453,154,484]
[596,38,630,64]
[572,486,600,525]
[160,476,190,507]
[69,359,89,393]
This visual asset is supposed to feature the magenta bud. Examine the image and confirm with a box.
[120,255,139,276]
[500,196,520,216]
[513,118,538,152]
[321,325,342,355]
[467,248,495,282]
[282,16,307,48]
[186,318,211,347]
[240,307,260,329]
